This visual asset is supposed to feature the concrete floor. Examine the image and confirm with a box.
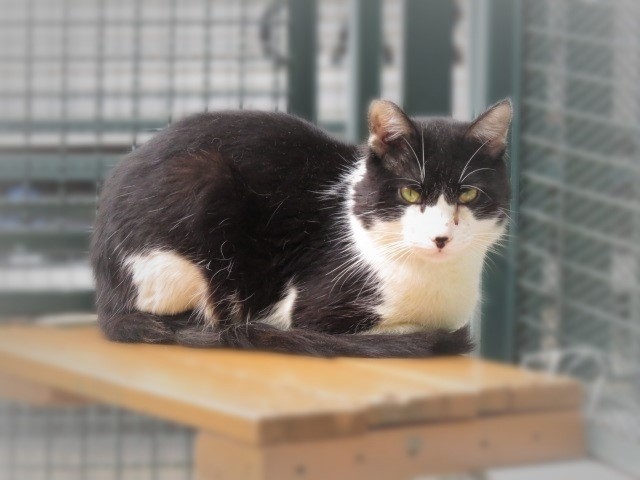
[485,459,634,480]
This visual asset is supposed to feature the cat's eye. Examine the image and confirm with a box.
[400,187,421,204]
[458,188,479,204]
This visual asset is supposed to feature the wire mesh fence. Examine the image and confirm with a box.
[515,0,640,457]
[0,0,289,478]
[0,400,194,480]
[0,0,289,314]
[0,1,417,478]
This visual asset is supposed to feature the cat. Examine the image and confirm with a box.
[91,99,511,357]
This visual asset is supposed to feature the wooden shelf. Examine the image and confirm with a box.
[0,324,586,479]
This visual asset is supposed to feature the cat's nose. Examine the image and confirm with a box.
[433,236,451,249]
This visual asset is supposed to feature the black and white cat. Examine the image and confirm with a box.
[91,99,511,357]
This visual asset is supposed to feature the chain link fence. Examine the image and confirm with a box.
[515,0,640,466]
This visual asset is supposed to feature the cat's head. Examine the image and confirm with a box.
[349,99,512,262]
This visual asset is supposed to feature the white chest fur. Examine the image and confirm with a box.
[347,207,488,334]
[371,253,484,333]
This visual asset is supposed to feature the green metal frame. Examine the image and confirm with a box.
[471,0,523,361]
[0,291,95,316]
[287,0,317,122]
[347,0,382,142]
[403,0,455,116]
[2,1,318,317]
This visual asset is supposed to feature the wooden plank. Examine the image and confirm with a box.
[0,325,365,444]
[342,357,583,414]
[195,410,585,480]
[0,325,582,446]
[0,325,477,437]
[166,349,478,427]
[0,371,89,406]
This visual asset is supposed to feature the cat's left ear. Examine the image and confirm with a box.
[368,100,416,157]
[465,99,513,157]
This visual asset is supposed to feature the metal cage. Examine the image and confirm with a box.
[0,1,418,479]
[0,0,291,316]
[515,0,640,470]
[475,0,640,474]
[0,1,293,478]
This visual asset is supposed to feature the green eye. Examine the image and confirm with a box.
[458,188,479,204]
[400,187,421,204]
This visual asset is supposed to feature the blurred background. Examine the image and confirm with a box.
[0,0,638,478]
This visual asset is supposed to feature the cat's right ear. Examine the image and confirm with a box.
[465,99,513,157]
[368,100,415,157]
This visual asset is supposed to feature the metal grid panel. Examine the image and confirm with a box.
[0,400,194,480]
[316,0,404,135]
[516,0,640,449]
[0,0,288,312]
[0,1,287,478]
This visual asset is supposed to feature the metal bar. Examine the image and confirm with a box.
[522,98,640,132]
[0,53,275,62]
[403,0,455,116]
[287,0,316,122]
[131,0,143,144]
[239,0,248,109]
[520,207,640,253]
[521,134,640,176]
[347,0,381,142]
[524,61,618,88]
[525,25,640,50]
[520,243,640,293]
[517,279,640,335]
[0,232,89,251]
[0,291,94,315]
[0,19,279,28]
[202,0,213,109]
[472,0,524,361]
[166,0,178,117]
[521,170,640,214]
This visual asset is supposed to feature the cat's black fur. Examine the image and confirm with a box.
[92,101,511,357]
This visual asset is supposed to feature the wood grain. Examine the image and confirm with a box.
[0,324,582,445]
[195,410,585,480]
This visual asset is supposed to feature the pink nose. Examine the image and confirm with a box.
[433,236,450,249]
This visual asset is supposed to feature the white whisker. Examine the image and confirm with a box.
[420,126,426,181]
[401,136,423,181]
[459,139,490,183]
[460,167,495,184]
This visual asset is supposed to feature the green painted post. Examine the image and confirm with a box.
[472,0,524,361]
[347,0,382,142]
[403,0,455,116]
[287,0,317,122]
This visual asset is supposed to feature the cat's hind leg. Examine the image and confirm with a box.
[123,249,217,324]
[97,249,219,344]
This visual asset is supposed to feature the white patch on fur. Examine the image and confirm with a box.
[348,161,367,197]
[402,195,456,249]
[124,249,216,324]
[347,189,504,332]
[259,284,297,330]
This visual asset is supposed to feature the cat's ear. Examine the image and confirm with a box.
[368,100,415,156]
[465,99,513,157]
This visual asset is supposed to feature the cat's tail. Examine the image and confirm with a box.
[190,322,473,357]
[98,311,473,358]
